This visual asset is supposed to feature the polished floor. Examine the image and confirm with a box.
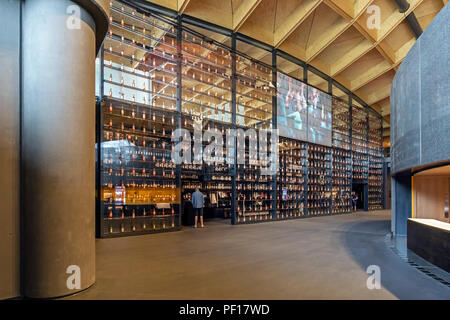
[69,210,450,299]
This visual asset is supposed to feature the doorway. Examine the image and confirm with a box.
[181,172,232,226]
[352,183,368,211]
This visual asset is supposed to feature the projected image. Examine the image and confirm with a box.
[277,72,308,141]
[308,87,332,146]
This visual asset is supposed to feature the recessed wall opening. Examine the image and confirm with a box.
[413,165,450,223]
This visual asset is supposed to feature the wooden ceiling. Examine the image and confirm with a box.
[143,0,447,143]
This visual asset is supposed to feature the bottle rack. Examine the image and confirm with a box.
[180,28,233,123]
[235,127,274,224]
[277,137,307,220]
[180,114,203,201]
[99,2,181,237]
[234,52,274,224]
[351,104,368,182]
[332,148,352,213]
[368,112,383,210]
[307,144,332,216]
[97,1,385,236]
[100,98,180,236]
[332,97,351,151]
[235,52,274,129]
[104,2,178,108]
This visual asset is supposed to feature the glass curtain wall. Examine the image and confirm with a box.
[180,24,233,222]
[368,110,383,210]
[99,1,180,237]
[351,101,369,183]
[332,97,352,213]
[96,0,384,237]
[235,40,275,223]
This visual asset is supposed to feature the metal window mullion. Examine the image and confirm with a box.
[231,33,237,225]
[98,44,105,237]
[271,49,277,220]
[349,94,353,213]
[176,16,182,228]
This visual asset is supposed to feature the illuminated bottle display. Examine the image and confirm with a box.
[97,1,384,236]
[368,111,383,210]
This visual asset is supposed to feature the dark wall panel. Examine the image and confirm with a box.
[390,42,421,173]
[419,9,450,165]
[391,4,450,175]
[393,172,412,236]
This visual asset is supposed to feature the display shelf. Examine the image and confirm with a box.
[307,144,332,216]
[100,98,180,237]
[235,51,274,130]
[97,1,386,235]
[277,137,307,220]
[181,27,233,124]
[98,3,180,237]
[368,111,383,210]
[351,103,368,183]
[332,97,351,151]
[235,128,274,224]
[332,148,352,213]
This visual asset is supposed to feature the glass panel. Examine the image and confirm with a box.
[331,97,352,213]
[236,40,271,65]
[351,101,369,182]
[100,1,180,236]
[236,41,273,130]
[181,27,232,123]
[332,84,348,101]
[96,1,385,234]
[277,137,307,219]
[235,40,275,223]
[368,110,383,210]
[307,144,333,216]
[277,55,303,81]
[332,97,350,150]
[307,70,328,92]
[181,24,233,221]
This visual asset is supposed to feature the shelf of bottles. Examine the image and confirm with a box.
[307,144,332,216]
[368,111,383,210]
[235,131,274,223]
[351,103,369,183]
[98,1,386,235]
[180,26,233,122]
[332,148,352,213]
[179,25,234,219]
[331,97,351,213]
[200,120,233,219]
[332,97,351,151]
[99,1,180,237]
[235,47,275,224]
[180,114,203,203]
[277,137,307,219]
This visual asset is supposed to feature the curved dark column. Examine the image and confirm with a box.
[390,4,450,175]
[390,4,449,235]
[21,0,108,298]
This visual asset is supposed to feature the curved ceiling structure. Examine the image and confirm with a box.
[134,0,447,144]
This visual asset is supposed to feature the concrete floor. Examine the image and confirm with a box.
[69,210,450,299]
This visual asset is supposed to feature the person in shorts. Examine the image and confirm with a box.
[352,191,358,212]
[192,187,204,228]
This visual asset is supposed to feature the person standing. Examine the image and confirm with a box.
[192,187,204,228]
[352,191,358,212]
